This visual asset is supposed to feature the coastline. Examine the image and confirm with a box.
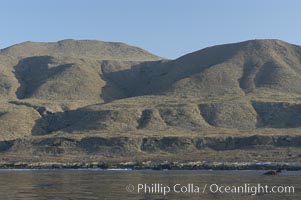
[1,161,301,170]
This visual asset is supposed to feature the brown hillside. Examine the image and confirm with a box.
[0,39,163,61]
[116,39,301,98]
[1,39,301,163]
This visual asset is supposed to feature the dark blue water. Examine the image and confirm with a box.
[0,169,300,199]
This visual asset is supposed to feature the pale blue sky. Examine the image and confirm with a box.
[1,0,300,59]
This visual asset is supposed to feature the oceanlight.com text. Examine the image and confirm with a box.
[126,183,295,196]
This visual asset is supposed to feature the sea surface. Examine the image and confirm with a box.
[0,169,300,200]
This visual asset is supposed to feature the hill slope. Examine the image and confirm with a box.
[111,39,301,99]
[0,40,163,102]
[0,39,163,61]
[1,39,301,164]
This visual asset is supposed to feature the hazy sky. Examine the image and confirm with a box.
[1,0,300,59]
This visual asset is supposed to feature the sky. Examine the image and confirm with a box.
[1,0,301,59]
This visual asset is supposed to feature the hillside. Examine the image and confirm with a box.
[0,39,301,164]
[0,39,163,61]
[108,39,301,99]
[0,40,163,102]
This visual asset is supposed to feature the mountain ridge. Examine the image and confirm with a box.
[1,39,301,164]
[1,38,301,102]
[0,39,164,61]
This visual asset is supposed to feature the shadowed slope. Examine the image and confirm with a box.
[0,40,164,102]
[5,39,301,102]
[165,39,301,97]
[2,39,301,137]
[14,56,105,101]
[0,55,19,99]
[105,39,301,98]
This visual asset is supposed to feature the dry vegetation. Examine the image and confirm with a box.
[0,39,301,163]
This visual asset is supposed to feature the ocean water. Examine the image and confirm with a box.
[0,169,300,199]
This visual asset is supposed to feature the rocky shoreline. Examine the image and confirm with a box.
[1,161,301,171]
